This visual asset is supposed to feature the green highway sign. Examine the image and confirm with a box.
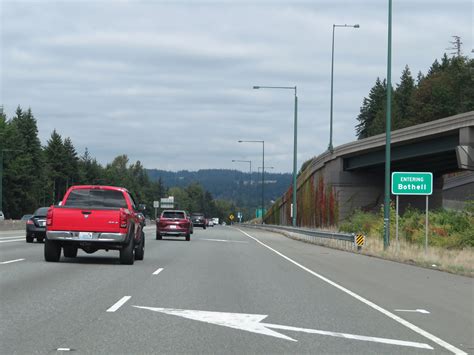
[391,172,433,195]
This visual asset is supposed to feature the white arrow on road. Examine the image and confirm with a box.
[133,306,433,350]
[394,309,430,314]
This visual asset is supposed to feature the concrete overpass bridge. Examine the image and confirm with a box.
[264,112,474,227]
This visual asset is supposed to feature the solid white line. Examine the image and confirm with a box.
[0,235,24,240]
[57,348,71,351]
[237,228,466,355]
[152,268,164,275]
[106,296,131,312]
[0,258,25,265]
[201,238,248,243]
[0,238,24,243]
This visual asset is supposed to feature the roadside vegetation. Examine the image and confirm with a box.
[339,202,474,276]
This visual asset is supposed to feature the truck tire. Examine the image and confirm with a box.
[26,234,34,243]
[156,232,162,240]
[120,237,135,265]
[63,246,78,258]
[135,232,145,260]
[186,233,190,241]
[44,239,61,262]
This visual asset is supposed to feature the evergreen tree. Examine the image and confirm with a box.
[44,130,67,204]
[393,65,416,129]
[355,78,387,138]
[63,137,79,189]
[78,148,104,184]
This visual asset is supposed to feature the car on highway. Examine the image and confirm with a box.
[26,207,49,243]
[156,210,192,241]
[21,214,33,220]
[207,219,214,227]
[191,212,206,229]
[45,185,146,264]
[0,211,4,221]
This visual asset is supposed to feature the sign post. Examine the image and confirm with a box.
[391,172,433,253]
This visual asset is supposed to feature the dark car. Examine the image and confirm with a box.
[156,210,192,241]
[191,213,206,229]
[26,207,49,243]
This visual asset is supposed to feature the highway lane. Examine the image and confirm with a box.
[240,227,474,353]
[0,225,471,354]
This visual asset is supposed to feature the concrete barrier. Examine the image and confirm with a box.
[0,220,26,231]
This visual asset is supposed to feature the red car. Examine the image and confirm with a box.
[156,210,192,241]
[45,185,145,264]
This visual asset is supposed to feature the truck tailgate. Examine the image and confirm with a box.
[50,208,123,233]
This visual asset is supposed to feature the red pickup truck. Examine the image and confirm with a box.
[45,185,145,265]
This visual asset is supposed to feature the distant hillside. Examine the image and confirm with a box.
[147,169,291,208]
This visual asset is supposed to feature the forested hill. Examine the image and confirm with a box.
[147,169,292,205]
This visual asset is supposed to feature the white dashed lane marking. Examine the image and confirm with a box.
[106,296,131,312]
[0,258,25,265]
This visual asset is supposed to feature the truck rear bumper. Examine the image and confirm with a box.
[46,231,127,243]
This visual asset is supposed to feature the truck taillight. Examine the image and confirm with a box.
[46,207,53,226]
[119,208,127,228]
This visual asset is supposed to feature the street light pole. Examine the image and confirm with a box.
[329,23,360,153]
[253,85,298,226]
[238,140,264,223]
[384,1,392,249]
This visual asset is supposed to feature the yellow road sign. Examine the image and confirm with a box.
[229,214,234,220]
[355,234,365,246]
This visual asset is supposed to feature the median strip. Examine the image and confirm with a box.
[106,296,131,312]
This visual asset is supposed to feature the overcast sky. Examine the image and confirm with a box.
[1,0,472,173]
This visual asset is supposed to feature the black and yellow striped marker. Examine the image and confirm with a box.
[355,234,365,246]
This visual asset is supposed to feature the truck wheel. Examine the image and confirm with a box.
[186,233,190,241]
[135,233,145,260]
[120,237,135,265]
[203,226,206,229]
[156,232,162,240]
[63,246,78,258]
[44,239,61,262]
[26,234,34,243]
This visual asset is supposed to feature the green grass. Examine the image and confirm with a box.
[340,204,473,250]
[338,203,474,276]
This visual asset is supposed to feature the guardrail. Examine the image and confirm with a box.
[242,224,365,250]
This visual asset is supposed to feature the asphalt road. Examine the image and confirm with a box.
[0,225,472,354]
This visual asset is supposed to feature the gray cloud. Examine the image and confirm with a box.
[1,0,472,173]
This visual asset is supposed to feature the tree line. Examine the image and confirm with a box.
[0,107,219,219]
[355,53,473,139]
